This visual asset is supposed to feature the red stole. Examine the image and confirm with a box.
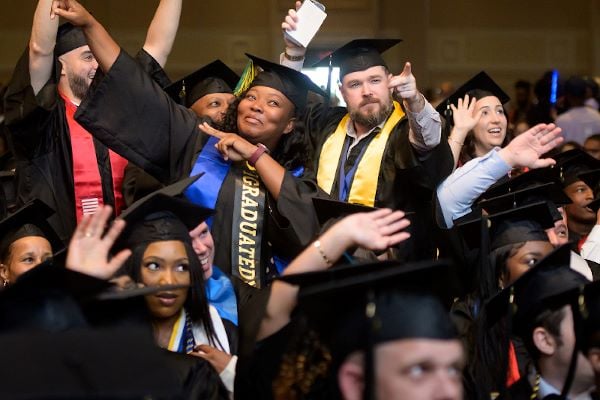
[506,341,521,387]
[61,93,127,221]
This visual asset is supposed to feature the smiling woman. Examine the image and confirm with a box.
[436,71,512,166]
[115,184,236,392]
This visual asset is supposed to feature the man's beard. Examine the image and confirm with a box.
[349,97,393,129]
[68,73,90,101]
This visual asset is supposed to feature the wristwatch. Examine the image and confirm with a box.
[249,143,270,167]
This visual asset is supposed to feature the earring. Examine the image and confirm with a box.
[3,279,8,287]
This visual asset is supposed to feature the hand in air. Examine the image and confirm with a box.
[66,205,131,280]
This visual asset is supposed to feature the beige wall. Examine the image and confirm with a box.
[1,0,599,99]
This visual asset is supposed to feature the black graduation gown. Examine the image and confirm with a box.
[2,48,165,245]
[75,49,320,349]
[301,101,455,261]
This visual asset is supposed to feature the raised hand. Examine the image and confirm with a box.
[282,1,304,51]
[66,205,131,280]
[388,62,424,111]
[199,121,258,162]
[51,0,94,27]
[339,208,411,251]
[450,94,482,141]
[499,123,563,169]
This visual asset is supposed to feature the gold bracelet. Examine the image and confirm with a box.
[313,240,332,266]
[448,137,464,147]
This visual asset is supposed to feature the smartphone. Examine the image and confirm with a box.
[284,0,327,48]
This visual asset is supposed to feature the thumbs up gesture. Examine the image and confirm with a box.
[388,62,423,111]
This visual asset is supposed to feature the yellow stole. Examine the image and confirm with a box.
[317,101,405,206]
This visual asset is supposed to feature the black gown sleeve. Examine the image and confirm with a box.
[75,49,201,184]
[3,48,59,157]
[268,170,325,257]
[134,48,172,89]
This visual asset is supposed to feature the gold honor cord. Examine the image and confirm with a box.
[317,101,405,206]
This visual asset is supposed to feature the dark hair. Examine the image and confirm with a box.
[459,90,512,165]
[218,92,310,171]
[467,242,526,398]
[273,318,333,400]
[123,240,222,349]
[476,242,525,303]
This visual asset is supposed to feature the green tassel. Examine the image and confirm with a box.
[234,60,257,97]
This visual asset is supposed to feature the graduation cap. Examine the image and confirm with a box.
[312,39,402,78]
[435,71,510,125]
[311,38,401,101]
[0,257,191,336]
[484,244,588,397]
[312,197,376,227]
[55,22,87,57]
[485,244,587,334]
[479,167,562,201]
[478,182,571,221]
[0,199,64,260]
[457,201,555,251]
[0,326,182,398]
[312,197,415,227]
[164,60,240,108]
[116,175,213,251]
[281,258,459,397]
[245,53,326,112]
[553,148,600,187]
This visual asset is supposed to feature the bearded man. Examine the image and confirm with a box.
[3,0,181,243]
[282,38,454,261]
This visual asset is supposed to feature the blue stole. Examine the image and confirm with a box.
[205,266,238,325]
[185,136,231,227]
[185,135,305,276]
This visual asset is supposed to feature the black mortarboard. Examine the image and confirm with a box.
[312,197,415,228]
[281,258,458,398]
[311,39,402,78]
[457,201,555,251]
[485,244,587,336]
[164,60,240,108]
[0,199,63,260]
[478,182,571,221]
[281,259,458,356]
[312,197,376,227]
[55,22,87,57]
[554,148,600,187]
[479,166,562,201]
[0,326,181,398]
[484,244,588,397]
[116,175,213,250]
[435,71,510,121]
[246,53,326,113]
